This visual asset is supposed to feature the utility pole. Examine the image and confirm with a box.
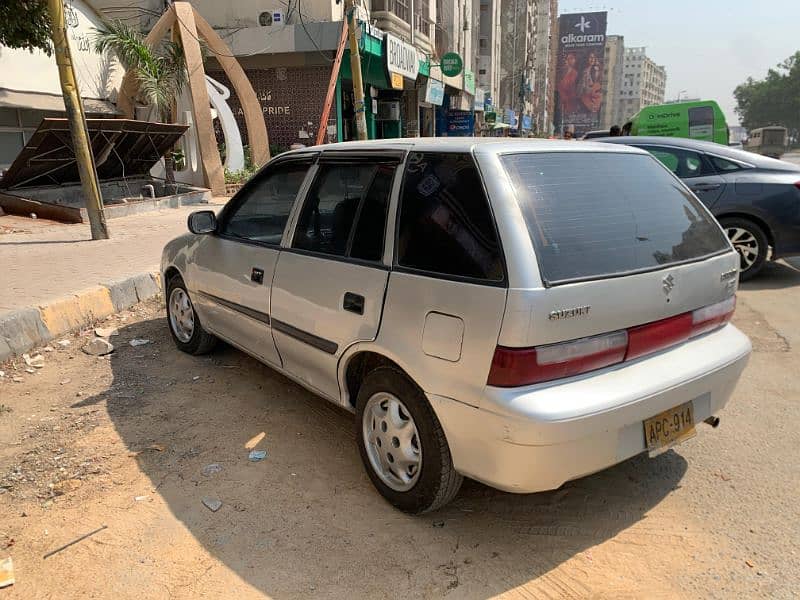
[46,0,109,239]
[344,0,368,140]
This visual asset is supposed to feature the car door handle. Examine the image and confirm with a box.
[691,183,721,191]
[251,267,264,284]
[343,292,364,315]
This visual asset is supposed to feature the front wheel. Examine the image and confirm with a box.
[165,274,218,355]
[356,367,462,514]
[720,217,768,281]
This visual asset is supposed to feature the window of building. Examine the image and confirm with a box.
[0,107,61,169]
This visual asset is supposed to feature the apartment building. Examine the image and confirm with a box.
[600,34,624,129]
[477,0,502,111]
[617,46,667,124]
[498,0,538,132]
[532,0,556,134]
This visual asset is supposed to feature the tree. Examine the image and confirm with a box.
[734,51,800,142]
[94,20,188,183]
[0,0,52,55]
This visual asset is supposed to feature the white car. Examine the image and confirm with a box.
[162,138,751,513]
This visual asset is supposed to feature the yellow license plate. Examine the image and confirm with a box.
[644,401,696,454]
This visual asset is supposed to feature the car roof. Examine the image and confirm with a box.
[595,136,800,171]
[279,137,649,158]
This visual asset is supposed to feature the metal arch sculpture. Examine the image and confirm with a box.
[115,1,269,194]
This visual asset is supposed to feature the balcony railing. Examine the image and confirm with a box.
[371,0,433,38]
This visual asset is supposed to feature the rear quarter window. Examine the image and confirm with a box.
[500,152,730,284]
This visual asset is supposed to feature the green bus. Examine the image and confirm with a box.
[621,100,729,145]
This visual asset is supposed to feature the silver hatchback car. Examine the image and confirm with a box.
[162,138,751,513]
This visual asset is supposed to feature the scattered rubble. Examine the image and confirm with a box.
[202,497,223,512]
[52,479,82,496]
[23,353,45,368]
[129,339,151,347]
[248,450,267,462]
[94,327,119,338]
[202,463,223,477]
[82,338,115,356]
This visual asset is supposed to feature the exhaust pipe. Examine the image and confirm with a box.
[704,416,720,428]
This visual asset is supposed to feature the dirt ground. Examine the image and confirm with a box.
[1,262,799,599]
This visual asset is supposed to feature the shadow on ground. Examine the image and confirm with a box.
[740,260,800,291]
[76,316,687,598]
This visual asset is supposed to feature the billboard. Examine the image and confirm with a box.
[554,12,607,136]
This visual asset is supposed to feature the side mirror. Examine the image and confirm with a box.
[187,210,217,234]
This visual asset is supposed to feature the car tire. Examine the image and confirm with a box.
[165,273,217,355]
[720,217,768,281]
[355,367,463,514]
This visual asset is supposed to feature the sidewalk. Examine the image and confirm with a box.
[0,201,226,361]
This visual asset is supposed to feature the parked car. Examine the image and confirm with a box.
[162,139,751,513]
[596,136,800,279]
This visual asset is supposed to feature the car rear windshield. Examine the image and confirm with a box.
[499,152,730,285]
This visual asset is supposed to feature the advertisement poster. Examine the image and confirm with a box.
[445,110,475,136]
[554,12,607,136]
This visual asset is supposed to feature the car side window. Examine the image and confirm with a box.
[396,152,503,282]
[292,162,395,261]
[709,155,743,172]
[639,146,713,179]
[221,162,310,244]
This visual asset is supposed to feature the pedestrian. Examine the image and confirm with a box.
[610,124,621,136]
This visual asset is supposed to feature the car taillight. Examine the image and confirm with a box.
[794,181,800,191]
[488,296,737,387]
[488,331,628,387]
[691,296,736,337]
[626,313,692,361]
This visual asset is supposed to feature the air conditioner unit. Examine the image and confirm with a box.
[377,101,401,121]
[258,11,284,26]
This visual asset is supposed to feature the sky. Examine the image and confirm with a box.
[559,1,800,125]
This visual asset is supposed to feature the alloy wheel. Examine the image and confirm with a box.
[725,226,760,272]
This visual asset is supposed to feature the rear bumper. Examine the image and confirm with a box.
[428,324,751,493]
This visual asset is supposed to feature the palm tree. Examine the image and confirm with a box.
[94,20,187,184]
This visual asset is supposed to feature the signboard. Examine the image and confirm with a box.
[386,33,419,81]
[445,110,474,136]
[485,112,496,126]
[424,78,445,106]
[473,88,485,112]
[463,69,475,95]
[522,115,533,131]
[503,109,515,125]
[554,12,608,136]
[441,52,463,77]
[389,72,404,90]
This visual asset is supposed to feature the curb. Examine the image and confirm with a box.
[0,271,163,363]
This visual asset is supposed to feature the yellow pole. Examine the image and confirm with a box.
[344,0,368,140]
[46,0,109,239]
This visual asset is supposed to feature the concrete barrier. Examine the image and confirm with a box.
[0,271,162,363]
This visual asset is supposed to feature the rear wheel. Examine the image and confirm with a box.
[166,274,217,355]
[720,217,768,281]
[356,367,462,514]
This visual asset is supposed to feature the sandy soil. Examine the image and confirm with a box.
[1,261,799,599]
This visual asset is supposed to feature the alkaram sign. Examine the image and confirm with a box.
[441,52,463,77]
[386,33,419,81]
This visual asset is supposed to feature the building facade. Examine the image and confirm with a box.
[532,0,556,134]
[617,46,667,124]
[600,34,624,130]
[476,0,502,113]
[0,0,121,170]
[498,0,538,133]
